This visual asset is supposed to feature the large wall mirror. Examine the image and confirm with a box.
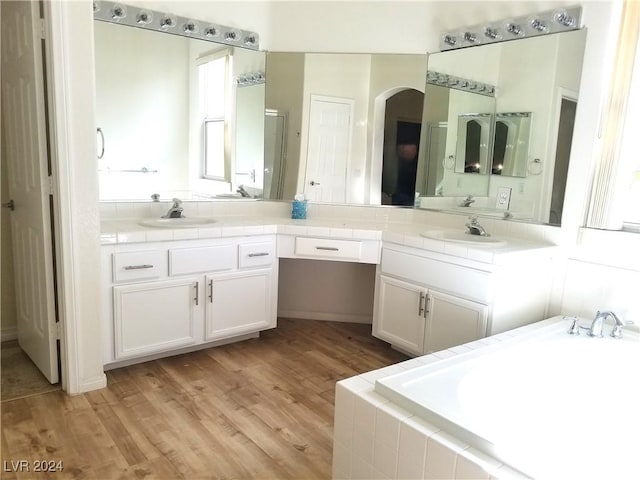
[96,10,586,226]
[95,20,266,201]
[420,29,586,225]
[263,52,428,205]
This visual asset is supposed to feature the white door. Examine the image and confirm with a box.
[425,290,488,353]
[205,269,273,341]
[1,1,59,383]
[373,275,426,356]
[304,95,353,202]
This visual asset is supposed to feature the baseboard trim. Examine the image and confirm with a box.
[278,310,372,324]
[1,327,18,342]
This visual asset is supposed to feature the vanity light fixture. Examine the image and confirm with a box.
[439,5,581,51]
[236,72,266,87]
[426,70,496,97]
[93,0,260,50]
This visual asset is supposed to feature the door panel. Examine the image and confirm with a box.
[373,275,426,355]
[1,1,59,383]
[425,290,488,353]
[304,95,353,203]
[205,269,273,341]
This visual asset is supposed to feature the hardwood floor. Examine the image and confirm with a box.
[1,319,408,479]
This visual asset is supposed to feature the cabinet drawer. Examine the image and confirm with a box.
[382,248,490,302]
[113,250,166,283]
[239,242,276,268]
[295,237,362,261]
[169,245,237,276]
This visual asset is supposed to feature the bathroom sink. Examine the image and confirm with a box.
[420,230,507,247]
[139,217,217,228]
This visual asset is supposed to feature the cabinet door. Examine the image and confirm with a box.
[205,269,274,341]
[113,279,198,360]
[373,275,427,356]
[425,290,488,353]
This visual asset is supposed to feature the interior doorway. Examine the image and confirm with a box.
[380,89,424,206]
[1,1,61,386]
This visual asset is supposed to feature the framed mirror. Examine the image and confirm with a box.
[94,19,266,201]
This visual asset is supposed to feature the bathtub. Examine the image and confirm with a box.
[375,317,640,479]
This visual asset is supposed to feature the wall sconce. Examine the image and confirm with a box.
[439,5,581,51]
[94,0,260,50]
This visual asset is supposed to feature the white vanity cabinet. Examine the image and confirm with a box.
[101,235,277,367]
[373,243,550,355]
[374,275,488,356]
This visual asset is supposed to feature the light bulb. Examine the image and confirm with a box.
[183,21,199,34]
[136,10,152,25]
[110,4,126,20]
[160,15,177,29]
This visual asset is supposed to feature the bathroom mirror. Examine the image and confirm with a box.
[420,29,586,224]
[492,113,531,177]
[264,52,428,204]
[94,19,266,201]
[455,113,492,175]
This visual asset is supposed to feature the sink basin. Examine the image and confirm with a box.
[139,217,217,228]
[421,230,507,247]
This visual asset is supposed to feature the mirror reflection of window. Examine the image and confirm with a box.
[198,51,230,181]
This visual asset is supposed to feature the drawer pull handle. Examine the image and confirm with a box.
[123,264,154,270]
[247,252,270,257]
[315,246,339,251]
[194,282,199,306]
[208,280,213,303]
[418,291,426,317]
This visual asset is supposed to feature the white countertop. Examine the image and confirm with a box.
[101,216,557,265]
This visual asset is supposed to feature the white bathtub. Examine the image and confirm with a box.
[375,317,640,479]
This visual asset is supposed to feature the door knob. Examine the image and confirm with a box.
[309,180,320,186]
[2,199,15,211]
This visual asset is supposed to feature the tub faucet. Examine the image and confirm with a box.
[162,198,184,218]
[588,310,633,338]
[465,216,489,236]
[460,195,475,207]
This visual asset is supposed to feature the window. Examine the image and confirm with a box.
[587,1,640,231]
[620,38,640,229]
[198,51,230,181]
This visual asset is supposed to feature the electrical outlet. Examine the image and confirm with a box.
[496,186,512,210]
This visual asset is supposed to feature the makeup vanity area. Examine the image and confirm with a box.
[95,2,584,369]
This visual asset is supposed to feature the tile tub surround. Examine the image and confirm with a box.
[332,321,558,480]
[333,317,640,480]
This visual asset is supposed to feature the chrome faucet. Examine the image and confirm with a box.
[465,216,489,236]
[588,310,633,338]
[162,198,184,218]
[460,195,475,207]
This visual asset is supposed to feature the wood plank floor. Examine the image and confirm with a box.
[1,319,408,479]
